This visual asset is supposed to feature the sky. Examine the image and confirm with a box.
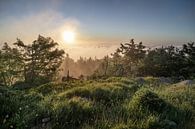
[0,0,195,59]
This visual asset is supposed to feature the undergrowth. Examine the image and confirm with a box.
[0,77,194,129]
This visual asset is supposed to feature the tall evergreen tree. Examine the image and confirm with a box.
[14,35,65,84]
[119,39,146,76]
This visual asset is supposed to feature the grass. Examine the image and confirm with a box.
[0,77,194,129]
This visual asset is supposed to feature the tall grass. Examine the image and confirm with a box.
[0,77,194,129]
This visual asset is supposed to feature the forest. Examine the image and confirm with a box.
[1,36,194,86]
[0,35,195,129]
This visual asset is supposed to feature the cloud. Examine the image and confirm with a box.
[0,10,119,59]
[0,10,79,45]
[0,9,140,60]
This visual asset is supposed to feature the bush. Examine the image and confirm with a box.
[0,87,20,129]
[53,97,95,129]
[12,81,33,90]
[128,88,194,129]
[65,86,129,105]
[130,88,169,113]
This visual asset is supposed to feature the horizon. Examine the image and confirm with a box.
[0,0,195,59]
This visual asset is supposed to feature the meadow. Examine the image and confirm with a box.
[1,77,194,129]
[1,0,195,129]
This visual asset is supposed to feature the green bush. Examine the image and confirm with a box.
[53,97,95,129]
[0,87,21,129]
[65,86,129,105]
[130,88,169,113]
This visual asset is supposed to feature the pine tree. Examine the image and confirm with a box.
[14,35,65,84]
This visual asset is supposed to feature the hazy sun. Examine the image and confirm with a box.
[63,30,75,44]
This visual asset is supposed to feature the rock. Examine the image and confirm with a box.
[177,80,195,86]
[161,119,177,129]
[159,77,172,84]
[42,117,50,123]
[136,77,145,85]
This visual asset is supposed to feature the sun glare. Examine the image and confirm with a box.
[63,30,75,44]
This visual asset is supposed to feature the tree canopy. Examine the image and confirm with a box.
[93,39,195,79]
[0,35,65,86]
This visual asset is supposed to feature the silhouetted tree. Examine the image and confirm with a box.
[119,39,146,76]
[181,42,195,77]
[0,43,24,86]
[110,49,124,76]
[14,35,65,84]
[61,55,101,78]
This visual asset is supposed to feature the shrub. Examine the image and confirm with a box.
[65,86,129,105]
[130,88,169,113]
[53,97,95,129]
[12,81,33,90]
[0,87,20,129]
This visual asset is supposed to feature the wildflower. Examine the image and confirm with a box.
[19,107,22,110]
[10,125,13,128]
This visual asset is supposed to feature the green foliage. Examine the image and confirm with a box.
[136,42,195,78]
[95,39,146,77]
[112,124,129,129]
[65,81,133,106]
[0,87,20,128]
[92,39,195,79]
[0,43,24,86]
[0,77,194,129]
[0,35,65,87]
[130,88,169,113]
[53,97,95,129]
[14,35,65,85]
[119,39,146,72]
[181,42,195,77]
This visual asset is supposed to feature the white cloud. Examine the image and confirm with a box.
[0,10,119,59]
[0,10,79,45]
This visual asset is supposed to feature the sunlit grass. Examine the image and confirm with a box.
[0,77,194,129]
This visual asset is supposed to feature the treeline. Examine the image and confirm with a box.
[92,39,195,79]
[61,54,101,78]
[0,35,64,86]
[0,36,194,86]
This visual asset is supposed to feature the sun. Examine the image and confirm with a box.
[63,30,75,44]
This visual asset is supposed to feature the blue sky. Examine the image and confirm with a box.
[0,0,195,59]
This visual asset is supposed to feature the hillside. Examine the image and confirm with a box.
[0,77,195,129]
